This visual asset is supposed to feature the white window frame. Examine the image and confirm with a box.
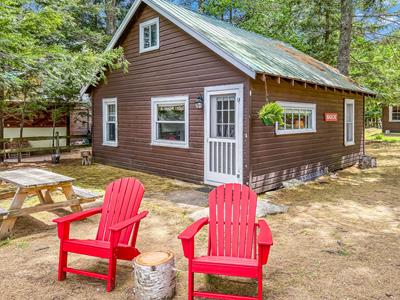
[389,106,400,122]
[344,99,355,146]
[139,17,160,53]
[275,101,317,135]
[151,95,189,148]
[102,98,118,147]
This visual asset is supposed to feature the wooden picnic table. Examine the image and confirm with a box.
[0,168,98,240]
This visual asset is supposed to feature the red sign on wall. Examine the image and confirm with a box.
[324,112,338,122]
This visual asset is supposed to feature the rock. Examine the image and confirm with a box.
[256,201,288,216]
[358,155,377,169]
[188,201,288,221]
[330,173,338,179]
[282,179,304,188]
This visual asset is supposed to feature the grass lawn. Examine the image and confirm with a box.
[366,127,400,143]
[0,141,399,299]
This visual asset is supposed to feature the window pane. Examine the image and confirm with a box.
[143,26,150,48]
[217,111,222,123]
[150,23,157,47]
[285,111,293,129]
[346,123,353,142]
[293,110,300,129]
[229,110,235,123]
[107,123,116,142]
[346,103,353,122]
[229,125,235,138]
[157,104,185,121]
[157,123,185,141]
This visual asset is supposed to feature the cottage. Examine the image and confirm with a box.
[83,0,375,193]
[382,105,400,133]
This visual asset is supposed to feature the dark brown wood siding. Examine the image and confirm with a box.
[249,78,364,193]
[382,106,400,133]
[91,4,248,183]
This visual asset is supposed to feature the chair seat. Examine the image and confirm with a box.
[192,256,259,278]
[63,239,139,260]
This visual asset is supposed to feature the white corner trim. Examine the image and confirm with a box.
[139,17,160,53]
[151,95,189,148]
[102,98,118,147]
[344,98,355,147]
[275,101,317,135]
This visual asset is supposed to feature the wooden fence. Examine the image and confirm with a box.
[0,134,91,157]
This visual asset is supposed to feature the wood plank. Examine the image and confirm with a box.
[0,189,28,239]
[0,168,74,188]
[0,198,94,219]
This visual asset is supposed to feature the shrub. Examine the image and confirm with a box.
[258,102,284,126]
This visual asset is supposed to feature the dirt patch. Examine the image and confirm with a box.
[0,143,399,299]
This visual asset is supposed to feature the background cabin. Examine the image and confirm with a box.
[382,105,400,133]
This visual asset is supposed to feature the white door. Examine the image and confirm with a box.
[204,84,243,185]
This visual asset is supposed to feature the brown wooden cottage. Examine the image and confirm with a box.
[382,105,400,133]
[82,0,375,193]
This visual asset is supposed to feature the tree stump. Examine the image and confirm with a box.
[133,251,176,300]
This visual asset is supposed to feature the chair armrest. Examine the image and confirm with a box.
[109,211,149,232]
[257,219,273,265]
[258,219,273,246]
[178,217,208,259]
[53,207,102,224]
[178,217,209,240]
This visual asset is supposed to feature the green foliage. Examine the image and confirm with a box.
[258,102,284,126]
[366,128,400,143]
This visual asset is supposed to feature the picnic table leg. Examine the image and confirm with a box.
[62,185,82,212]
[0,188,28,240]
[37,190,54,204]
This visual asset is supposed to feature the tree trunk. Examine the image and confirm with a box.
[66,105,71,149]
[105,0,117,35]
[337,0,353,76]
[0,90,4,163]
[18,94,27,163]
[198,0,204,13]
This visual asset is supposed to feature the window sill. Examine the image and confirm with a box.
[389,120,400,123]
[275,129,316,136]
[139,46,159,53]
[344,142,355,147]
[102,142,118,147]
[150,141,189,149]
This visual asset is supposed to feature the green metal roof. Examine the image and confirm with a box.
[83,0,375,96]
[146,0,374,95]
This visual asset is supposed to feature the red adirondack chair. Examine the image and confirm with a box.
[179,184,273,300]
[53,178,148,292]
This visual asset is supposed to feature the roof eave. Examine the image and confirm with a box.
[258,73,377,98]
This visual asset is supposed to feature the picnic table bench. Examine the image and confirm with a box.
[0,168,99,239]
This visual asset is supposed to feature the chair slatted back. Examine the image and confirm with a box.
[208,184,258,259]
[96,178,145,245]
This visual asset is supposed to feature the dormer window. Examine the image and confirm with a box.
[139,17,159,53]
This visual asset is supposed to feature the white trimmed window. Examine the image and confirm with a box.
[344,99,355,146]
[151,96,189,148]
[139,17,159,53]
[102,98,118,146]
[389,106,400,122]
[275,101,316,135]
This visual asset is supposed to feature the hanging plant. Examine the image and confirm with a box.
[258,102,284,126]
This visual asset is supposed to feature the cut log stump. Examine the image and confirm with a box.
[133,251,175,300]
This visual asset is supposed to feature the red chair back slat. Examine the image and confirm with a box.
[208,184,258,259]
[96,178,145,245]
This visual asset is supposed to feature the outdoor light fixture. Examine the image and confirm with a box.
[194,95,204,109]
